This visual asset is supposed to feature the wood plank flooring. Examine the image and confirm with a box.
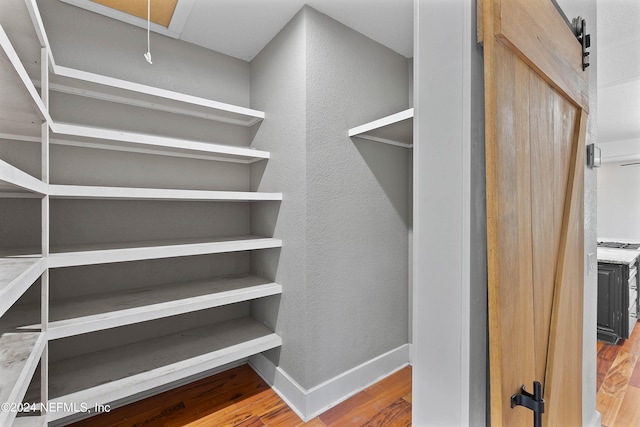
[598,322,640,427]
[68,365,412,427]
[62,321,640,427]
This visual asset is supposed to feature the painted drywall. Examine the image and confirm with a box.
[597,163,640,240]
[412,0,481,424]
[249,8,309,387]
[468,2,487,424]
[36,0,251,107]
[304,7,410,388]
[251,6,411,393]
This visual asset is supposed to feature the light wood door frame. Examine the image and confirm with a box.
[480,0,589,425]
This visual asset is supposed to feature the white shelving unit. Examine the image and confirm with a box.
[48,236,282,268]
[0,258,46,317]
[0,1,283,424]
[0,25,49,137]
[0,332,46,427]
[49,122,271,163]
[0,2,49,425]
[9,275,281,340]
[0,160,47,196]
[348,108,414,148]
[47,64,265,127]
[47,317,281,422]
[12,416,48,427]
[49,185,282,201]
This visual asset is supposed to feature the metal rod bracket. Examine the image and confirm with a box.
[511,381,545,427]
[572,16,591,71]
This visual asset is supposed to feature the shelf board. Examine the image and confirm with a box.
[49,185,282,202]
[0,257,45,318]
[10,275,281,339]
[47,64,264,127]
[0,159,47,196]
[0,331,46,427]
[0,0,48,78]
[49,122,270,163]
[0,26,47,138]
[348,108,414,148]
[48,236,282,268]
[12,415,47,427]
[47,317,281,422]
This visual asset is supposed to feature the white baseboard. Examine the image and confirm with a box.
[585,410,602,427]
[249,344,410,421]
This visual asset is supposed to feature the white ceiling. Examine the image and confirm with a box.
[61,0,414,60]
[597,0,640,163]
[60,0,639,161]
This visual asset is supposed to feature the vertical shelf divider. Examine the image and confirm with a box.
[40,46,50,412]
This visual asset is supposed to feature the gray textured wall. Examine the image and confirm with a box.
[251,6,411,390]
[250,8,309,387]
[304,7,410,388]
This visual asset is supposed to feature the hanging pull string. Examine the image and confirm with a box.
[144,0,152,64]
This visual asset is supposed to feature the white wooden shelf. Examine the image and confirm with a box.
[348,108,414,148]
[49,185,282,202]
[0,258,45,318]
[9,275,281,340]
[0,331,46,427]
[0,25,48,138]
[12,415,47,427]
[47,317,281,422]
[49,122,270,163]
[1,2,283,421]
[46,64,265,127]
[0,159,47,196]
[48,236,282,268]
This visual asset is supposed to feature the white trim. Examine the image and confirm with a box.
[602,153,640,164]
[250,344,410,421]
[57,0,180,39]
[584,410,602,427]
[167,0,196,34]
[460,1,472,424]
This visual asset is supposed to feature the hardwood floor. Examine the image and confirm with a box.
[598,321,640,426]
[68,365,412,427]
[62,323,640,427]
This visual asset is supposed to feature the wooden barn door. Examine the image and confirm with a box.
[480,0,589,425]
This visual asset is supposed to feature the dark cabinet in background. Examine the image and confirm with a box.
[597,263,626,344]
